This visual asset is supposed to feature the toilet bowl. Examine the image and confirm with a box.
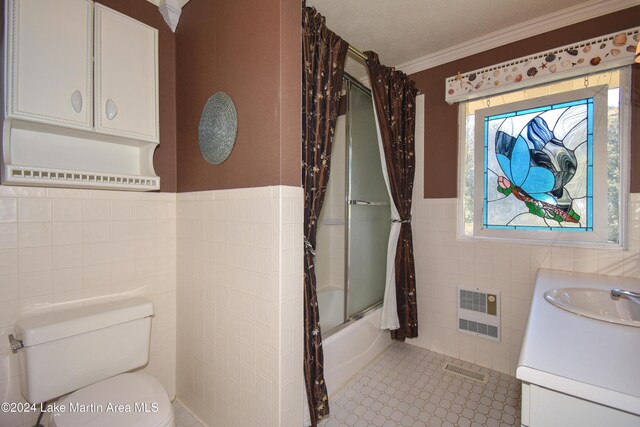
[50,373,174,427]
[11,298,174,427]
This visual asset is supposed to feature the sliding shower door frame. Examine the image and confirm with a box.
[343,73,387,326]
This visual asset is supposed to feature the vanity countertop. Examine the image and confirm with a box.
[517,269,640,415]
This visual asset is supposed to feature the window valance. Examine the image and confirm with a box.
[445,27,639,104]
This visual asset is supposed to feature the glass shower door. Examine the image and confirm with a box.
[346,84,391,319]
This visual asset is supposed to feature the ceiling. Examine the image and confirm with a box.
[306,0,622,76]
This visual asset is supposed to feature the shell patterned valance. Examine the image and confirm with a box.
[445,27,639,104]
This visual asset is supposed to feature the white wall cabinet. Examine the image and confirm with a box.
[6,0,93,129]
[94,4,158,142]
[3,0,160,191]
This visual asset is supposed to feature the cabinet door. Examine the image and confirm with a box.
[7,0,93,129]
[94,4,159,143]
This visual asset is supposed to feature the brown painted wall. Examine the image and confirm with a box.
[175,0,301,192]
[279,0,303,187]
[97,0,177,192]
[410,7,640,198]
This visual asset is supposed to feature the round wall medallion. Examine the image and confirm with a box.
[198,92,238,165]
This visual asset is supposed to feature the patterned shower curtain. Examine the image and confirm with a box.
[365,52,419,340]
[302,7,348,426]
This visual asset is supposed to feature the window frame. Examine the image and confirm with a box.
[457,67,631,249]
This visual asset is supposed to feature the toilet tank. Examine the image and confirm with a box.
[13,298,154,404]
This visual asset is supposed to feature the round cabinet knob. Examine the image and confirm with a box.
[71,90,83,113]
[105,98,118,120]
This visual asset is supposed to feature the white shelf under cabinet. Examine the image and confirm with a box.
[1,119,159,191]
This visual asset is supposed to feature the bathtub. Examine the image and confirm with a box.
[303,289,393,424]
[317,287,393,397]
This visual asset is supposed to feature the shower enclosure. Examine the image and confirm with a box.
[315,75,391,334]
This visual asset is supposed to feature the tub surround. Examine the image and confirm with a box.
[518,269,640,420]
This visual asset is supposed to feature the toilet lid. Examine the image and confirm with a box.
[51,373,173,427]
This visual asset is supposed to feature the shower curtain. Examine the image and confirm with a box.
[365,52,419,340]
[302,7,348,425]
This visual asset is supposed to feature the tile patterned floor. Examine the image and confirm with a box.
[173,401,204,427]
[320,343,522,427]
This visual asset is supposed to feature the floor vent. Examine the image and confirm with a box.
[442,362,488,384]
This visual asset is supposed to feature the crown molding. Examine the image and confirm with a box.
[397,0,639,76]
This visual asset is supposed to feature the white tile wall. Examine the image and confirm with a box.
[176,185,304,427]
[408,94,640,376]
[410,196,640,376]
[0,186,177,427]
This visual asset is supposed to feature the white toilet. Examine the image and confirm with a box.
[10,297,174,427]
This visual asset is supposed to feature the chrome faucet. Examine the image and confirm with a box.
[611,288,640,302]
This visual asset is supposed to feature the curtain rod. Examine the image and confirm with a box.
[348,45,368,61]
[348,44,421,94]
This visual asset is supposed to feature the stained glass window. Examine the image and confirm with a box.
[483,99,593,231]
[459,68,630,246]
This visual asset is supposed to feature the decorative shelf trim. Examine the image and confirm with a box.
[3,165,159,191]
[445,27,640,104]
[1,118,160,192]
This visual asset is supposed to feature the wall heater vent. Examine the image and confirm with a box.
[442,362,488,384]
[457,287,500,342]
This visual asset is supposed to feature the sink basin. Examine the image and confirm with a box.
[544,287,640,327]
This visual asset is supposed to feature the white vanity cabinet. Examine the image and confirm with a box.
[2,0,160,191]
[6,0,93,129]
[517,270,640,427]
[94,4,158,142]
[521,383,639,427]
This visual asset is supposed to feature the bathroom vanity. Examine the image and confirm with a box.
[517,269,640,426]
